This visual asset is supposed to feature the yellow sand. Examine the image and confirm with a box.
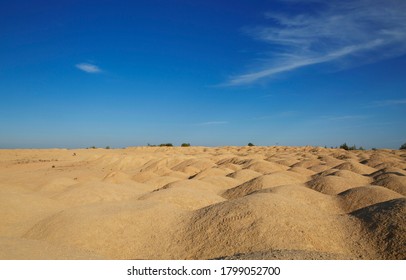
[0,146,405,259]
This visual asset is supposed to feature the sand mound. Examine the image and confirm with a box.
[330,151,359,161]
[370,167,406,178]
[0,190,62,236]
[308,164,332,173]
[317,155,345,167]
[23,201,187,259]
[216,157,253,166]
[360,153,400,168]
[160,179,224,194]
[190,167,231,179]
[139,186,225,210]
[372,175,406,196]
[51,181,154,207]
[306,175,360,195]
[180,193,352,259]
[132,171,158,183]
[199,176,241,190]
[311,168,340,178]
[350,198,406,259]
[144,176,180,189]
[276,170,309,182]
[373,161,406,169]
[338,186,404,212]
[171,158,215,173]
[333,161,377,175]
[222,173,302,199]
[102,171,132,183]
[226,169,262,182]
[216,161,241,171]
[163,170,190,179]
[243,160,287,174]
[255,184,341,214]
[138,158,183,174]
[89,154,147,171]
[275,158,300,167]
[291,159,321,169]
[329,170,372,185]
[288,166,316,176]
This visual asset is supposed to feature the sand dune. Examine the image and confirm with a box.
[0,146,405,259]
[350,198,406,259]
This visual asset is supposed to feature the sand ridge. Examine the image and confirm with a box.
[0,146,405,259]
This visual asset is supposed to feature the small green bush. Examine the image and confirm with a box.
[340,143,366,151]
[159,143,173,147]
[181,143,191,147]
[400,142,406,150]
[248,143,255,147]
[106,146,110,149]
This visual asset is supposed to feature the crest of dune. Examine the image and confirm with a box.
[223,172,303,199]
[372,175,406,196]
[333,161,377,175]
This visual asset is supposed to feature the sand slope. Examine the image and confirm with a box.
[0,146,405,259]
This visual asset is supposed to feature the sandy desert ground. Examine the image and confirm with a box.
[0,146,405,260]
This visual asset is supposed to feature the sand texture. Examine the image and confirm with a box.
[0,146,405,260]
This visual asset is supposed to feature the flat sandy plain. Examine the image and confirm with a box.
[0,146,405,260]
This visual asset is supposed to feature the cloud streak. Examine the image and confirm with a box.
[227,0,406,85]
[253,110,297,120]
[369,98,406,107]
[198,121,228,126]
[324,115,369,121]
[76,63,102,73]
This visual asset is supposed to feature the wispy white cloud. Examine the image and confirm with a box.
[226,0,406,85]
[324,115,369,121]
[75,63,102,73]
[369,98,406,107]
[253,111,297,120]
[198,121,228,126]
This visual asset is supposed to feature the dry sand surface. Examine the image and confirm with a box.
[0,146,405,260]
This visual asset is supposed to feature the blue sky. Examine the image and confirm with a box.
[1,0,405,149]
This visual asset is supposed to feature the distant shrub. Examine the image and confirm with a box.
[340,143,363,151]
[400,143,406,150]
[181,143,191,147]
[159,143,173,147]
[372,148,377,151]
[248,143,255,147]
[106,146,110,149]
